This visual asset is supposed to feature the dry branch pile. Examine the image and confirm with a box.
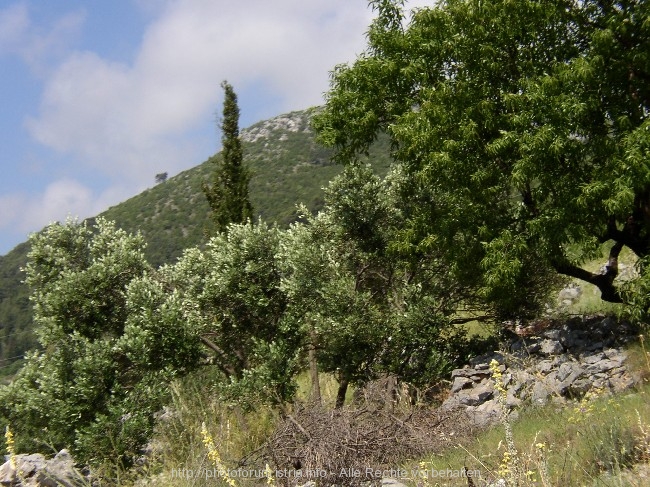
[257,400,468,486]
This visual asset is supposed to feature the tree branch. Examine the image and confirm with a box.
[200,335,238,377]
[551,241,624,303]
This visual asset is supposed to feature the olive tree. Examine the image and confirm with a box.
[0,218,202,465]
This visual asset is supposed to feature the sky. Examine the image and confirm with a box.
[0,0,431,256]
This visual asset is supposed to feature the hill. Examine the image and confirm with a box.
[0,108,392,373]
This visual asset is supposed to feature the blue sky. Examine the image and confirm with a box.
[0,0,429,256]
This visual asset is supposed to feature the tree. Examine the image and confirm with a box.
[313,0,650,314]
[169,222,300,406]
[280,165,487,406]
[0,218,202,465]
[203,81,253,232]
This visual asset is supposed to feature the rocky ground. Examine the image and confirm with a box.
[442,314,640,427]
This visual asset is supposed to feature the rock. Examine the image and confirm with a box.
[537,360,554,374]
[381,478,407,487]
[586,359,623,374]
[456,381,494,407]
[531,382,553,405]
[451,368,473,378]
[583,352,606,364]
[569,379,592,396]
[0,460,17,487]
[543,329,561,341]
[450,377,473,393]
[506,392,522,409]
[39,449,84,487]
[0,450,86,487]
[557,362,584,383]
[610,374,635,392]
[604,348,626,361]
[469,352,504,367]
[540,339,564,355]
[559,285,582,303]
[466,399,501,428]
[443,315,638,427]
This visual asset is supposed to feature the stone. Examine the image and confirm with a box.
[557,362,583,383]
[559,285,582,301]
[510,340,526,353]
[450,377,473,393]
[540,339,564,356]
[457,380,494,406]
[586,359,623,374]
[0,450,86,487]
[443,314,636,428]
[603,348,626,361]
[610,374,635,392]
[537,360,555,374]
[531,381,553,405]
[583,352,606,364]
[543,329,561,341]
[381,478,407,487]
[506,392,522,409]
[0,460,17,487]
[451,368,473,379]
[466,399,501,428]
[569,379,592,396]
[469,352,504,367]
[39,449,84,487]
[522,340,542,354]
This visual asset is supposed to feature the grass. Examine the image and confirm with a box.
[130,375,279,487]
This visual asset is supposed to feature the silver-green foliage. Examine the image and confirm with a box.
[0,218,199,465]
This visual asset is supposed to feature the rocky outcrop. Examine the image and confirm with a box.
[240,111,312,143]
[442,315,639,427]
[0,450,87,487]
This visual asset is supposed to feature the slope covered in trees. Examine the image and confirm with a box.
[0,109,392,371]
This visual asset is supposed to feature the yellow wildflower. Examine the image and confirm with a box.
[4,426,16,470]
[201,422,237,487]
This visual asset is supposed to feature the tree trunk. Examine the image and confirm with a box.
[308,330,321,405]
[335,378,349,409]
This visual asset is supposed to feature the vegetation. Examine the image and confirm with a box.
[202,81,253,233]
[1,0,650,485]
[0,110,393,372]
[313,0,650,315]
[0,219,202,465]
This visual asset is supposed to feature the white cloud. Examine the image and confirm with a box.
[0,179,96,235]
[2,0,433,253]
[26,1,378,173]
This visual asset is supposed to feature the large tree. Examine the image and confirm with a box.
[314,0,650,312]
[203,81,253,232]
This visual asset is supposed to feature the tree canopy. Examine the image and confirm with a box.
[313,0,650,313]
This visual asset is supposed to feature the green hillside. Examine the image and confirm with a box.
[0,108,391,373]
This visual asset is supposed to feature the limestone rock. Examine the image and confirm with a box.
[0,450,86,487]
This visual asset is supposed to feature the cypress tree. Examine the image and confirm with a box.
[203,81,253,232]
